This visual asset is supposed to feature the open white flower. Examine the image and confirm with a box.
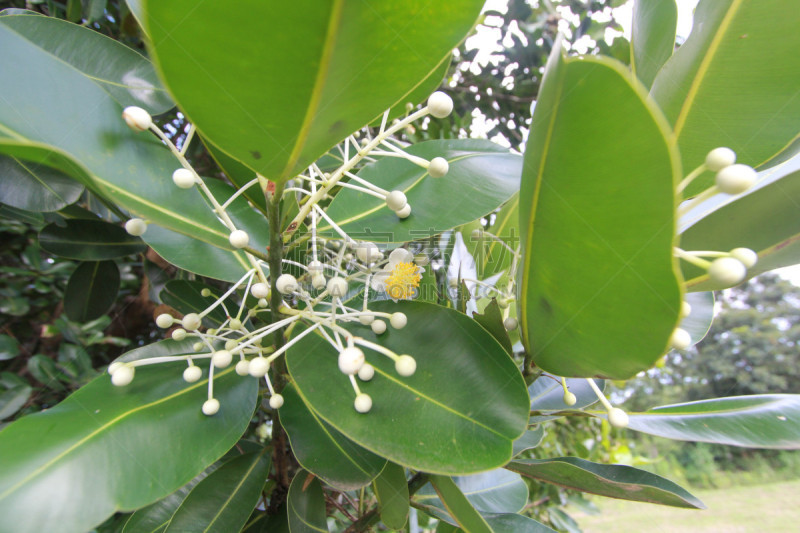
[370,248,424,301]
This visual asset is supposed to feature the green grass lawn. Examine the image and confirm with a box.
[574,479,800,533]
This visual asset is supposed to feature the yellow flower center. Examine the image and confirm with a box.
[384,261,422,300]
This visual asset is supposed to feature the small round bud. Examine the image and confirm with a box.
[427,91,453,118]
[258,298,268,308]
[705,147,736,172]
[276,273,298,294]
[428,157,449,178]
[708,257,747,286]
[228,318,243,330]
[171,328,187,341]
[386,190,407,211]
[202,398,220,416]
[122,106,152,132]
[206,329,217,336]
[224,339,238,351]
[269,394,284,409]
[680,301,692,318]
[172,168,196,189]
[249,357,270,377]
[338,347,365,375]
[354,393,373,413]
[405,102,414,112]
[390,312,408,329]
[395,355,416,377]
[327,277,348,298]
[183,365,202,383]
[108,362,124,375]
[395,203,412,219]
[504,317,518,330]
[471,228,483,240]
[355,242,382,264]
[255,423,269,440]
[193,342,203,351]
[448,277,459,288]
[155,313,174,328]
[201,288,212,297]
[563,391,577,406]
[111,364,134,386]
[124,218,147,236]
[716,164,757,195]
[371,320,387,335]
[730,247,758,268]
[182,313,201,331]
[497,297,510,309]
[229,230,250,249]
[359,314,375,325]
[307,260,324,274]
[670,328,691,351]
[311,274,326,289]
[608,407,629,428]
[212,350,233,368]
[251,282,270,299]
[235,359,250,376]
[358,363,375,381]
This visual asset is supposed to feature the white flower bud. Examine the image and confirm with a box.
[235,359,250,376]
[358,363,375,381]
[670,328,691,351]
[307,260,324,274]
[172,168,196,189]
[249,357,270,377]
[228,318,242,330]
[311,274,327,289]
[386,190,407,211]
[327,277,348,298]
[224,340,238,351]
[155,313,173,328]
[395,203,412,219]
[563,391,577,406]
[122,106,152,132]
[716,164,757,195]
[395,355,416,377]
[354,393,373,413]
[229,230,250,249]
[276,273,298,294]
[202,398,220,416]
[171,328,187,341]
[108,362,123,375]
[390,312,408,329]
[355,242,381,264]
[608,407,629,428]
[251,282,270,299]
[504,317,518,330]
[338,347,365,375]
[124,218,147,236]
[730,247,758,268]
[359,314,375,326]
[428,157,449,178]
[182,313,201,331]
[111,364,134,386]
[705,147,736,172]
[371,320,387,335]
[269,394,284,409]
[212,350,233,368]
[201,288,212,297]
[708,257,746,286]
[427,91,453,118]
[193,342,203,351]
[680,301,692,318]
[258,298,268,308]
[183,365,203,383]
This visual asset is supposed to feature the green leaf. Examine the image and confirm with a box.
[428,475,491,533]
[0,384,32,420]
[0,335,20,361]
[507,457,705,509]
[372,462,409,531]
[513,426,545,457]
[680,165,800,290]
[280,383,386,491]
[144,0,484,182]
[626,394,800,449]
[651,0,800,194]
[0,363,257,533]
[517,39,681,379]
[476,513,557,533]
[679,291,714,345]
[287,470,328,533]
[159,280,230,328]
[64,260,120,322]
[322,140,521,244]
[462,193,520,279]
[472,299,512,355]
[0,153,84,212]
[530,375,604,411]
[417,469,529,517]
[631,0,677,88]
[286,301,529,475]
[165,449,271,533]
[114,338,202,365]
[0,13,173,114]
[39,219,146,260]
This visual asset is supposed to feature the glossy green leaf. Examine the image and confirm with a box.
[517,40,681,379]
[0,27,255,277]
[507,457,705,509]
[0,335,20,361]
[0,13,172,114]
[474,513,557,533]
[165,449,270,533]
[64,260,120,322]
[123,467,212,533]
[631,0,677,88]
[680,165,800,291]
[513,427,545,457]
[417,469,528,518]
[626,394,800,449]
[286,301,529,475]
[144,0,483,183]
[0,384,32,420]
[0,153,83,212]
[530,375,604,412]
[651,0,800,194]
[114,338,201,365]
[287,470,328,533]
[372,462,409,531]
[0,363,257,533]
[39,219,146,260]
[473,193,520,279]
[472,299,512,355]
[280,383,386,491]
[160,280,230,328]
[322,140,521,243]
[428,475,491,533]
[679,291,714,345]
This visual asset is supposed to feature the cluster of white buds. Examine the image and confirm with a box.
[679,147,758,212]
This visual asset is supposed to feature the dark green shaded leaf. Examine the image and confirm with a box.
[513,426,545,457]
[417,469,528,517]
[39,219,146,260]
[429,475,491,533]
[0,154,84,212]
[64,260,120,322]
[507,457,705,509]
[372,462,409,531]
[517,40,681,379]
[476,513,556,533]
[472,299,512,355]
[0,384,32,420]
[626,394,800,449]
[631,0,677,88]
[286,301,529,475]
[0,335,20,361]
[160,280,229,328]
[287,470,328,533]
[0,363,257,533]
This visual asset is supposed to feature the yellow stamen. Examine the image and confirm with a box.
[384,261,422,300]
